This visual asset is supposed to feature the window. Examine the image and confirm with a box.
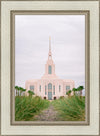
[53,86,55,91]
[53,86,55,95]
[30,86,34,90]
[45,90,47,95]
[59,85,61,92]
[48,83,52,89]
[48,65,52,74]
[45,85,47,95]
[39,85,41,92]
[66,86,70,90]
[45,85,47,91]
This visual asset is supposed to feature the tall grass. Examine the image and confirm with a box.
[52,96,85,121]
[15,96,50,121]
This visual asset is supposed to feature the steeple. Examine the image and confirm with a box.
[49,36,51,52]
[41,37,59,79]
[48,36,52,59]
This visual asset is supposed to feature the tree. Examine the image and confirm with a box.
[69,90,72,96]
[22,88,26,96]
[16,86,20,96]
[72,88,77,95]
[18,87,23,96]
[77,86,84,96]
[20,87,26,96]
[15,86,19,96]
[28,90,35,97]
[66,90,72,97]
[15,86,27,96]
[66,91,69,95]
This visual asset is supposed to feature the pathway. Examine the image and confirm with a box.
[34,104,59,121]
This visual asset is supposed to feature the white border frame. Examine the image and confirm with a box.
[1,1,99,135]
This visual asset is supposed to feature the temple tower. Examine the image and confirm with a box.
[44,37,56,76]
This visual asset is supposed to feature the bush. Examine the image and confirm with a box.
[15,96,50,121]
[59,96,64,99]
[52,96,85,121]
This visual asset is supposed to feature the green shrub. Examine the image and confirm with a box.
[59,96,64,99]
[52,96,85,121]
[15,96,50,121]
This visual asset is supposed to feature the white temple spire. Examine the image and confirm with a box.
[49,36,51,52]
[48,36,52,59]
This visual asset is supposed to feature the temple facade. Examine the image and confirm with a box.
[25,37,75,100]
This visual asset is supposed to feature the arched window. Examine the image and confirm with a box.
[59,85,61,92]
[53,86,55,95]
[30,86,34,90]
[48,83,52,90]
[48,65,52,74]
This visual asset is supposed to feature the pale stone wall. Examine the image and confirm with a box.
[25,79,75,99]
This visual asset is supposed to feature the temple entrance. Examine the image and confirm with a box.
[48,92,52,100]
[48,83,52,100]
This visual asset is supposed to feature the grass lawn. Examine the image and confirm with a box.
[15,95,85,121]
[51,96,85,121]
[15,96,50,121]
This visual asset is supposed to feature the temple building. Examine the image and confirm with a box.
[25,37,75,100]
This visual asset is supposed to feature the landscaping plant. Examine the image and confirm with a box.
[15,96,50,121]
[52,96,85,121]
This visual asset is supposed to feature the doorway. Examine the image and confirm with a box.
[48,83,52,100]
[48,92,52,100]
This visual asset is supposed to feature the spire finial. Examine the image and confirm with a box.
[48,36,52,59]
[49,36,51,52]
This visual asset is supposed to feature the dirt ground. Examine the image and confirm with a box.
[34,104,59,121]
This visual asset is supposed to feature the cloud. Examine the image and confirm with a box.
[15,15,85,91]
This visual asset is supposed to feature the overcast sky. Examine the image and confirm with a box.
[15,15,85,94]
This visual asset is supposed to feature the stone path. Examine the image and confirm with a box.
[34,104,59,121]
